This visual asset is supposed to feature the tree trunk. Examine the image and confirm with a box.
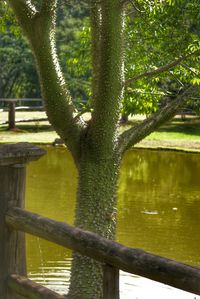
[69,1,124,297]
[69,149,120,299]
[7,1,124,298]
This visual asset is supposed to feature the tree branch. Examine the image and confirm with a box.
[91,1,101,106]
[120,0,131,6]
[8,0,85,162]
[88,0,125,158]
[40,0,57,17]
[6,0,37,26]
[125,50,200,86]
[118,85,200,155]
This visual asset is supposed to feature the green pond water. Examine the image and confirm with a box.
[25,147,200,299]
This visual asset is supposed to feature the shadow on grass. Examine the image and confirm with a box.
[126,116,200,137]
[0,123,53,133]
[1,116,200,137]
[157,118,200,137]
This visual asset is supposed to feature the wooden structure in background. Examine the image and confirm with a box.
[0,99,44,130]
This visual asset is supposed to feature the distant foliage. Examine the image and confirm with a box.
[0,2,40,99]
[56,2,91,109]
[123,0,200,116]
[56,0,200,116]
[1,0,199,114]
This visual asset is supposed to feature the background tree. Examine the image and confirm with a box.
[1,0,199,113]
[56,1,90,108]
[0,0,89,102]
[5,1,200,299]
[50,0,200,117]
[0,3,40,98]
[123,0,200,116]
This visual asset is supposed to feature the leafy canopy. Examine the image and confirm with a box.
[1,0,199,114]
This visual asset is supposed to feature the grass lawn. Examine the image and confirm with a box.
[0,111,199,152]
[0,111,57,144]
[147,117,200,140]
[139,117,200,152]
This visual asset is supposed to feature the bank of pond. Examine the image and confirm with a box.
[25,147,200,299]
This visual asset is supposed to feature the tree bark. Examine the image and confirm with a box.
[6,2,200,299]
[89,0,124,157]
[69,151,120,299]
[68,0,124,297]
[6,2,124,298]
[7,0,84,163]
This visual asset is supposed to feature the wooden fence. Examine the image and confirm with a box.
[0,143,200,299]
[0,99,45,130]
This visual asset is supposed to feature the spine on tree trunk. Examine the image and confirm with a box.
[69,1,125,298]
[69,156,120,299]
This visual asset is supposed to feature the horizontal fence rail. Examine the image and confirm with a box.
[6,207,200,296]
[8,274,69,299]
[0,98,43,102]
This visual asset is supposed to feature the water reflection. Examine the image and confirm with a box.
[118,150,200,265]
[26,147,200,298]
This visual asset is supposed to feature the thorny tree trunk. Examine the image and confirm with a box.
[69,1,125,297]
[7,1,125,298]
[7,1,200,299]
[69,151,121,298]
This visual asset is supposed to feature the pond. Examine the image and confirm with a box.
[25,147,200,299]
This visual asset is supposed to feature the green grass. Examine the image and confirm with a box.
[0,112,199,151]
[0,111,58,144]
[0,129,58,144]
[119,116,200,152]
[147,131,200,140]
[147,117,200,140]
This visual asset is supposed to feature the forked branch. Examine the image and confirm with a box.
[118,85,200,155]
[125,50,200,86]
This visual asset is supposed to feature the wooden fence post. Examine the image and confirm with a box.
[0,143,46,299]
[8,101,16,130]
[103,264,119,299]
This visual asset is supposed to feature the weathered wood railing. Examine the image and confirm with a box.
[0,99,45,130]
[0,143,200,299]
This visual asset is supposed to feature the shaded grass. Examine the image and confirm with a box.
[0,123,51,133]
[0,113,199,149]
[122,116,200,140]
[148,120,200,141]
[0,122,58,144]
[0,130,58,144]
[148,117,200,140]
